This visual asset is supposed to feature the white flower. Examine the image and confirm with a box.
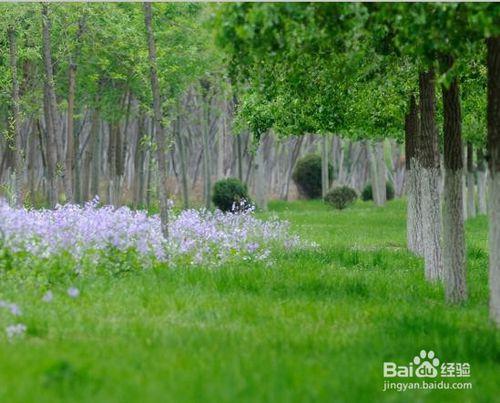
[67,287,80,298]
[42,291,53,302]
[6,323,26,339]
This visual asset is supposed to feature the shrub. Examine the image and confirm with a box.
[361,182,395,201]
[292,154,333,199]
[324,186,358,210]
[212,178,250,212]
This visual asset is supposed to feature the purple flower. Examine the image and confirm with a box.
[0,198,313,268]
[42,291,53,302]
[67,287,80,298]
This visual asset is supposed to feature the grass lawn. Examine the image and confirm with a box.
[0,199,498,402]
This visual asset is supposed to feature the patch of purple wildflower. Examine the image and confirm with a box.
[0,198,313,267]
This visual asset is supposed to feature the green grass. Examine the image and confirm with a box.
[0,199,498,402]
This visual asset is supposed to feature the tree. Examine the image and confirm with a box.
[486,35,500,325]
[7,26,23,206]
[41,4,60,208]
[143,2,170,238]
[441,55,467,303]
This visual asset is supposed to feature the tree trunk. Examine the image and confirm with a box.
[90,111,100,199]
[7,27,23,207]
[175,115,189,209]
[65,60,76,203]
[254,133,268,210]
[107,122,117,205]
[462,159,468,220]
[477,148,487,215]
[366,141,382,206]
[441,55,467,303]
[418,69,443,282]
[281,136,303,200]
[236,133,243,182]
[133,113,145,208]
[375,140,386,204]
[405,96,423,256]
[144,2,170,238]
[487,36,500,326]
[217,108,225,180]
[321,135,329,198]
[466,142,476,218]
[201,95,212,209]
[41,4,59,208]
[27,122,37,202]
[333,136,345,184]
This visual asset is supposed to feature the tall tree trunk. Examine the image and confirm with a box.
[133,113,146,208]
[462,154,468,220]
[65,60,76,203]
[74,117,81,204]
[281,136,303,201]
[466,142,476,218]
[477,148,487,215]
[321,135,329,198]
[375,139,386,204]
[418,69,443,281]
[107,122,117,205]
[27,122,37,202]
[217,108,225,180]
[333,136,345,184]
[254,133,268,210]
[144,2,170,238]
[201,93,212,209]
[236,133,243,182]
[41,4,59,208]
[487,36,500,326]
[405,96,423,256]
[7,27,23,207]
[441,55,467,303]
[175,115,189,209]
[90,111,100,199]
[366,140,382,205]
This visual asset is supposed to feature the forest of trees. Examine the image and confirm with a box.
[0,3,499,325]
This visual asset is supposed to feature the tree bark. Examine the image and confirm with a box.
[90,110,100,199]
[477,148,487,215]
[487,36,500,326]
[41,4,59,208]
[254,133,268,210]
[375,140,386,204]
[7,27,23,207]
[366,141,382,206]
[466,142,476,218]
[65,59,76,203]
[405,96,423,256]
[418,69,443,281]
[441,55,467,303]
[107,122,117,205]
[200,88,212,209]
[174,114,189,209]
[144,2,170,238]
[133,112,146,208]
[7,27,24,207]
[321,135,329,198]
[217,106,225,180]
[281,136,303,200]
[236,133,243,182]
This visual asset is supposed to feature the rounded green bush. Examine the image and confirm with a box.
[292,154,333,199]
[324,186,358,210]
[212,178,250,212]
[361,182,395,201]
